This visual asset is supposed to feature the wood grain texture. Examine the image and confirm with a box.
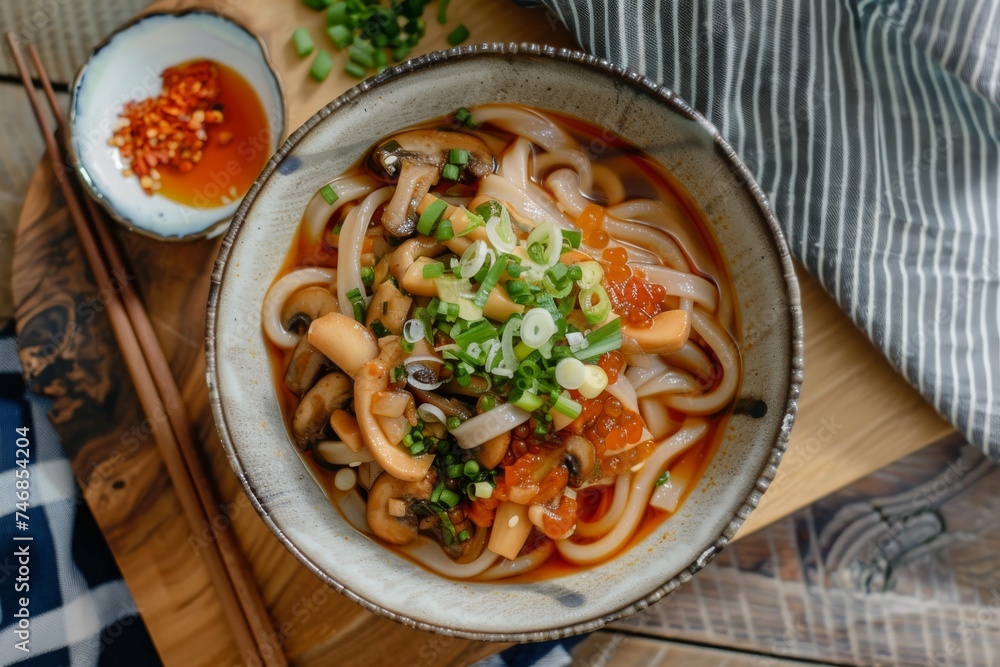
[7,0,955,665]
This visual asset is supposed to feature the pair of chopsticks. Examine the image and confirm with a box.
[6,34,287,667]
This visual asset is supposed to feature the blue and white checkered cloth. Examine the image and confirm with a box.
[0,331,159,666]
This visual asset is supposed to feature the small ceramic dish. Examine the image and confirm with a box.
[68,10,285,241]
[207,43,803,640]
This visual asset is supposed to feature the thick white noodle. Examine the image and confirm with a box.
[635,370,699,399]
[602,216,689,271]
[478,174,576,229]
[401,538,499,578]
[499,137,532,192]
[605,377,639,414]
[574,471,632,538]
[303,175,378,244]
[534,149,594,194]
[663,310,740,415]
[591,164,626,205]
[470,104,574,152]
[477,539,556,580]
[639,397,676,439]
[337,187,393,314]
[261,267,336,349]
[556,420,708,565]
[631,263,719,312]
[624,354,670,388]
[665,341,715,381]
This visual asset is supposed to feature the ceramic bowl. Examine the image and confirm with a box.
[207,43,803,641]
[68,10,285,241]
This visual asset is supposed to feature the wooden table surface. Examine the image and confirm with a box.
[7,0,956,665]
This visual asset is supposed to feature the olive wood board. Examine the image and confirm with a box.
[10,0,953,663]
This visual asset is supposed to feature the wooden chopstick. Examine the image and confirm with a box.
[7,34,286,667]
[23,41,288,667]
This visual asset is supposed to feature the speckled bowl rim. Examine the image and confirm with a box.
[66,8,287,243]
[206,42,804,642]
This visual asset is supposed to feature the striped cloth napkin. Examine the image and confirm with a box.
[521,0,1000,459]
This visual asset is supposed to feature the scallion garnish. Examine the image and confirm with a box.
[552,391,583,419]
[575,318,622,361]
[422,261,445,279]
[417,197,448,235]
[326,24,352,48]
[448,148,469,165]
[360,265,374,285]
[346,287,365,322]
[292,27,315,57]
[474,255,511,308]
[453,320,497,348]
[511,390,543,412]
[319,183,339,205]
[447,24,470,46]
[454,106,478,129]
[656,471,671,487]
[310,49,334,81]
[579,284,612,323]
[563,229,582,248]
[441,163,460,181]
[370,319,391,338]
[436,219,454,242]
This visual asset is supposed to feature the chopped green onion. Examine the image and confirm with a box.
[422,261,445,279]
[441,163,460,181]
[463,460,480,476]
[506,263,524,278]
[292,27,315,57]
[310,49,334,81]
[392,45,411,62]
[527,241,546,264]
[302,0,332,10]
[555,357,586,390]
[319,183,338,205]
[478,394,496,412]
[454,208,486,237]
[346,287,365,322]
[325,2,348,25]
[511,390,543,412]
[454,320,497,348]
[370,319,391,338]
[448,148,469,165]
[360,266,375,285]
[446,464,464,479]
[436,219,454,242]
[656,471,671,487]
[348,45,375,68]
[417,197,448,235]
[575,318,622,360]
[579,284,612,323]
[446,416,461,430]
[552,391,582,419]
[430,483,444,503]
[454,106,478,129]
[563,229,582,248]
[409,441,426,455]
[576,261,603,288]
[475,200,502,220]
[457,529,471,542]
[446,24,470,46]
[437,0,450,24]
[518,359,540,378]
[326,24,352,48]
[567,264,583,281]
[473,481,493,498]
[506,280,527,296]
[534,421,549,436]
[474,255,511,308]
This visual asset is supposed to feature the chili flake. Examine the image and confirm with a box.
[109,60,224,194]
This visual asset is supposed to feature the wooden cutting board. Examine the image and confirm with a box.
[10,0,953,664]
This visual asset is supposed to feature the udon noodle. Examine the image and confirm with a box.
[262,105,741,580]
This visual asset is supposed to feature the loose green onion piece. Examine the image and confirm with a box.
[374,48,388,68]
[563,229,583,248]
[436,219,454,242]
[575,318,622,360]
[474,256,511,309]
[292,27,315,57]
[326,2,348,25]
[309,49,334,81]
[446,24,470,46]
[422,261,445,279]
[534,421,549,436]
[656,471,671,487]
[437,0,450,24]
[535,293,563,325]
[506,263,524,278]
[453,208,486,237]
[347,287,365,322]
[457,529,471,542]
[579,284,612,323]
[511,390,544,412]
[567,264,583,281]
[506,280,527,296]
[441,163,460,181]
[352,38,376,55]
[463,460,480,476]
[454,320,497,348]
[360,266,375,285]
[430,483,444,504]
[454,106,478,129]
[417,197,448,235]
[331,222,344,235]
[346,287,362,300]
[546,262,568,283]
[518,359,540,378]
[555,357,586,390]
[302,0,332,10]
[318,183,339,205]
[473,481,493,499]
[576,260,603,288]
[552,391,583,419]
[392,45,411,62]
[348,45,375,68]
[446,464,464,479]
[370,319,391,338]
[373,33,389,48]
[527,241,546,264]
[446,416,462,430]
[326,24,352,48]
[475,199,502,220]
[448,148,469,165]
[409,441,425,455]
[403,433,414,447]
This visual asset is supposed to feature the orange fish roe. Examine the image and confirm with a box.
[109,60,225,194]
[604,272,668,328]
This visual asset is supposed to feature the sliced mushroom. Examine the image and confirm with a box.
[410,388,475,420]
[368,130,496,236]
[366,470,436,545]
[284,338,329,396]
[389,236,443,284]
[281,286,339,336]
[291,371,353,449]
[563,434,596,487]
